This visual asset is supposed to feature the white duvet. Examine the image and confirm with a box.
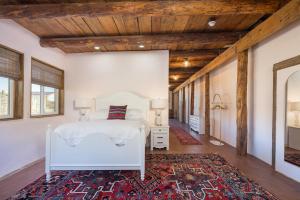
[54,119,150,147]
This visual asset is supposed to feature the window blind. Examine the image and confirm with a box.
[31,59,64,89]
[0,46,21,80]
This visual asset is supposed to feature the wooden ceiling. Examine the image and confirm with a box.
[0,0,287,91]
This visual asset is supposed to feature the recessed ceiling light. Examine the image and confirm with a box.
[94,46,100,50]
[208,18,216,27]
[184,58,189,67]
[139,44,145,48]
[173,76,178,81]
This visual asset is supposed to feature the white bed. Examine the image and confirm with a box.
[45,92,150,181]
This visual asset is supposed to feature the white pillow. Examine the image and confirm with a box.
[89,109,108,120]
[126,109,143,120]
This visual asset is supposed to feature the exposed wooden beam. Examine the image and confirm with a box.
[169,50,222,61]
[205,74,210,137]
[0,1,280,19]
[236,50,248,156]
[169,60,212,68]
[169,68,200,74]
[174,0,300,92]
[40,32,242,53]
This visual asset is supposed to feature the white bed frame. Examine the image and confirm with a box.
[45,92,150,181]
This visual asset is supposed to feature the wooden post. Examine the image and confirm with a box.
[236,50,248,156]
[183,87,185,123]
[205,74,210,137]
[190,81,195,115]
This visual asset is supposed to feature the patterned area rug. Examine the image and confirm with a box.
[285,153,300,166]
[171,126,202,145]
[9,154,278,200]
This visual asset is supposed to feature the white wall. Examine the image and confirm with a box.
[0,20,67,178]
[64,51,169,125]
[249,21,300,167]
[194,77,205,134]
[210,59,237,147]
[204,20,300,181]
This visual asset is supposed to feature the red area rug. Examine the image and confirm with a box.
[9,154,278,200]
[170,126,202,145]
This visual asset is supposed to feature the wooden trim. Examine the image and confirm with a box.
[174,0,300,92]
[205,74,210,137]
[0,1,280,19]
[272,54,300,168]
[190,82,195,115]
[182,88,186,123]
[236,50,248,156]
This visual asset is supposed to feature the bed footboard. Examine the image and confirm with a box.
[45,124,146,182]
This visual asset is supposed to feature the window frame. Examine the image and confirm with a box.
[0,44,24,121]
[30,57,64,118]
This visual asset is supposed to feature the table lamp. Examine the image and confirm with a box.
[290,101,300,127]
[151,99,166,126]
[75,98,92,121]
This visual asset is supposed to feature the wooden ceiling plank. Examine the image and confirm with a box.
[0,1,280,19]
[160,16,176,33]
[123,16,139,35]
[174,0,300,92]
[40,32,242,53]
[71,16,94,36]
[113,16,127,34]
[82,17,106,35]
[97,16,119,35]
[138,16,152,34]
[172,16,190,33]
[151,16,161,33]
[56,17,86,36]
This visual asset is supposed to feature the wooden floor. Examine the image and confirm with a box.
[1,119,300,200]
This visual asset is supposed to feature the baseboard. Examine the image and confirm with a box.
[0,158,44,182]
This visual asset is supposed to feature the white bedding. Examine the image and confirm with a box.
[54,119,150,147]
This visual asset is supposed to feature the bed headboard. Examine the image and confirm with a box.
[95,92,150,121]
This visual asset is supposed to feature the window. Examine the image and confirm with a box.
[0,77,14,118]
[31,59,64,117]
[31,84,59,116]
[0,45,23,120]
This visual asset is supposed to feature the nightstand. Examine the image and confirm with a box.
[150,125,169,150]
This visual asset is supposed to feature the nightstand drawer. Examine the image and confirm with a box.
[151,127,168,133]
[153,134,168,144]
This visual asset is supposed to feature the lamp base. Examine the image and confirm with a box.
[209,139,224,146]
[155,110,162,126]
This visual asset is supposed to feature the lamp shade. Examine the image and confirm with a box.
[75,98,92,108]
[290,101,300,111]
[151,99,166,109]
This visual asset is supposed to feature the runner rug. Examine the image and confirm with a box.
[170,126,202,145]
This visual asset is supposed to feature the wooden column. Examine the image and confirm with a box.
[205,74,210,137]
[190,81,195,115]
[182,88,186,123]
[236,50,248,156]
